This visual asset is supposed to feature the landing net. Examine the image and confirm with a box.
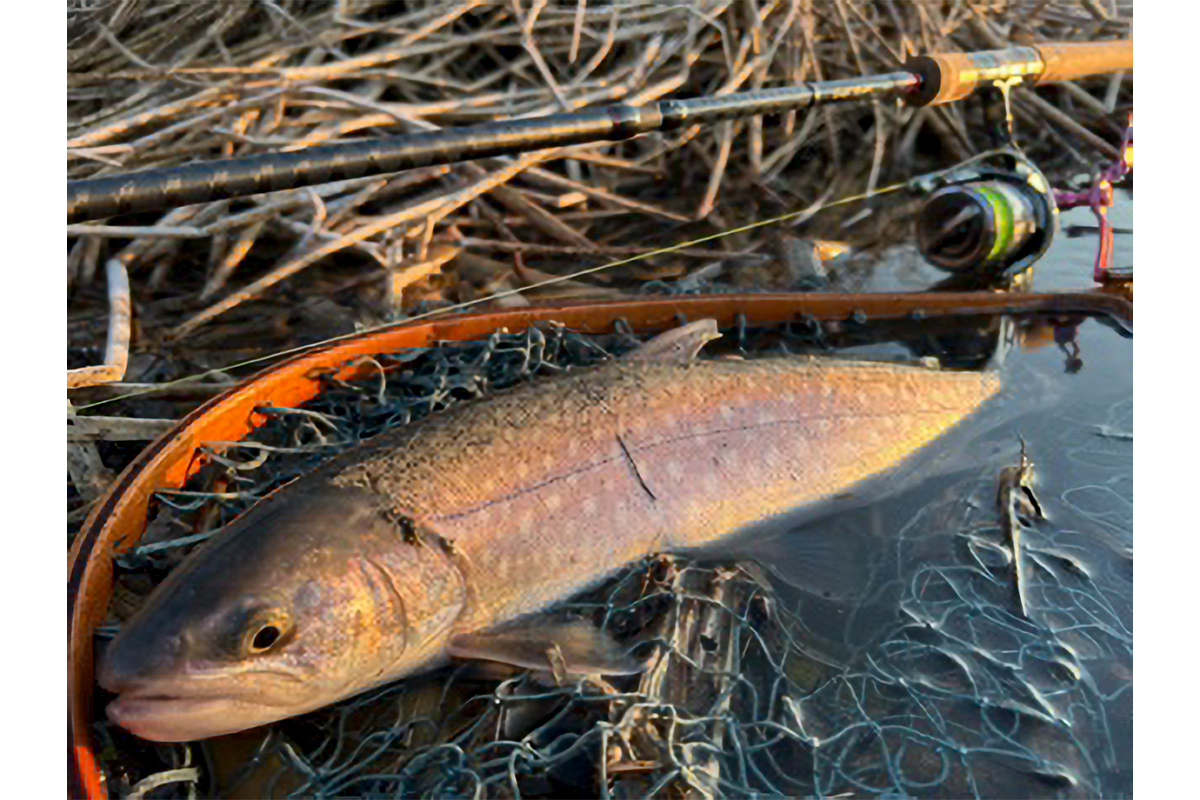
[99,321,1131,799]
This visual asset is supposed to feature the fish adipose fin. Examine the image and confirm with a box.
[622,319,722,364]
[447,619,646,676]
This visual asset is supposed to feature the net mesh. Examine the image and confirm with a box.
[97,319,1131,799]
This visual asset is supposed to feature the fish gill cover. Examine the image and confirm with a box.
[96,320,1131,799]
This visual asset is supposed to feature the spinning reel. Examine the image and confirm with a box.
[913,149,1059,278]
[910,74,1131,283]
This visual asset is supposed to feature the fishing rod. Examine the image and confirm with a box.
[67,39,1131,225]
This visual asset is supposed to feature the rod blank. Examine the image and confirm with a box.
[67,74,918,223]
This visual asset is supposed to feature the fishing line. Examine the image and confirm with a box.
[75,154,999,411]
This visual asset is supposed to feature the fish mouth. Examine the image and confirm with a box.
[106,690,248,742]
[102,674,309,742]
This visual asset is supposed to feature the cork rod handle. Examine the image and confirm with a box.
[1034,40,1133,84]
[905,40,1132,106]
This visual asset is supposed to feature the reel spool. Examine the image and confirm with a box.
[914,151,1058,277]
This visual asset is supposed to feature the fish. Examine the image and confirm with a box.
[99,320,999,742]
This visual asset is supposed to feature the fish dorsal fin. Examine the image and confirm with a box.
[447,618,646,677]
[622,319,722,364]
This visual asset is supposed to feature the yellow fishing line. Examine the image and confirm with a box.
[76,154,999,412]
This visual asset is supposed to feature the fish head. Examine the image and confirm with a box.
[98,482,466,742]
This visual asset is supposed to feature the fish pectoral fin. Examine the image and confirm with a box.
[447,619,646,677]
[621,319,722,364]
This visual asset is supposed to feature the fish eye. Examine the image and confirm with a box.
[252,625,281,651]
[242,610,291,656]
